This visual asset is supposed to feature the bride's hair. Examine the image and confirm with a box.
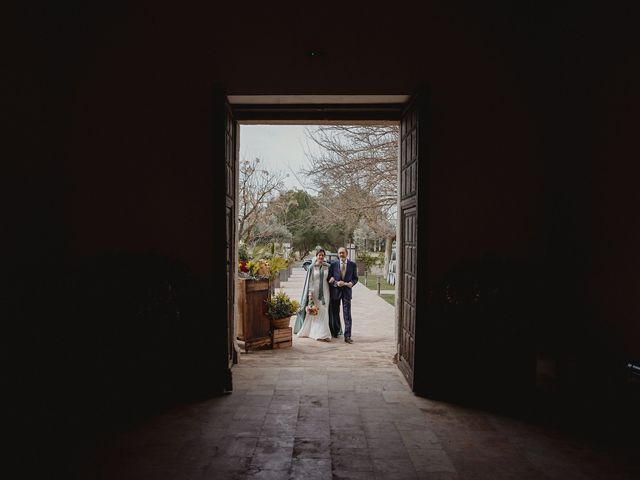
[315,248,326,257]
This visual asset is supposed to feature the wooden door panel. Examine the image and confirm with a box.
[212,89,236,393]
[397,93,427,391]
[223,98,237,376]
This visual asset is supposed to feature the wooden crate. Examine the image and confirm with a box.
[273,340,292,349]
[243,336,273,351]
[272,327,292,348]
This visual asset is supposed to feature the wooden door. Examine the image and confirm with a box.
[224,97,237,378]
[213,88,236,392]
[397,93,428,391]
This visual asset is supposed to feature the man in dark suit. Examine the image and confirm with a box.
[328,246,358,343]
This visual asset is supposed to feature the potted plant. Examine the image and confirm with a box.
[265,290,300,329]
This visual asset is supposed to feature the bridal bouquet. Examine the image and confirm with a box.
[305,300,319,316]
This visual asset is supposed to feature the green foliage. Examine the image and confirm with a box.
[380,294,395,306]
[248,244,271,260]
[268,256,288,279]
[293,226,339,257]
[363,275,394,290]
[274,190,345,254]
[265,291,300,319]
[266,188,361,256]
[253,217,292,244]
[276,190,313,227]
[238,244,249,262]
[358,250,381,273]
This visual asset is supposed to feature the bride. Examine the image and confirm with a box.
[294,249,334,341]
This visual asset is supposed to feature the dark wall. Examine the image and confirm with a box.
[579,13,640,358]
[415,1,639,420]
[530,1,640,400]
[5,0,639,469]
[560,5,640,424]
[5,3,227,474]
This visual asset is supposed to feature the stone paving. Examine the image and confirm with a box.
[79,267,640,479]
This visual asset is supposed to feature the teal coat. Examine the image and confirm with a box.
[293,261,339,335]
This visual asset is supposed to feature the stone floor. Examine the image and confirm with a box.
[78,267,639,479]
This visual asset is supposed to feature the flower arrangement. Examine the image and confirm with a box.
[238,255,289,281]
[238,259,271,280]
[305,300,319,316]
[265,290,300,320]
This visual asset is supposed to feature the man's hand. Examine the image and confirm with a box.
[337,280,345,287]
[328,277,334,284]
[347,282,353,288]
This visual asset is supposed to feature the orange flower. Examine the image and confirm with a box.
[305,301,319,315]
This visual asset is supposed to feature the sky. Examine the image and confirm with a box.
[239,125,322,191]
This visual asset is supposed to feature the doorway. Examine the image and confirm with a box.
[216,94,428,394]
[235,122,399,356]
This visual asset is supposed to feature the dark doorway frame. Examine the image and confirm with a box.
[219,94,428,395]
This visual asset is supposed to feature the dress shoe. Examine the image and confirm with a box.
[345,338,353,344]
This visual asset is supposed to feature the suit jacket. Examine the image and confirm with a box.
[329,259,358,301]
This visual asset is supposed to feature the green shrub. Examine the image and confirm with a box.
[266,291,300,319]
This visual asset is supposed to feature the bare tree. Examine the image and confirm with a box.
[302,125,399,274]
[238,158,286,244]
[303,125,398,214]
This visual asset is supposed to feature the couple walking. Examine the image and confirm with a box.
[293,247,358,344]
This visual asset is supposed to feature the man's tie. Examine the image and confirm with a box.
[340,260,346,278]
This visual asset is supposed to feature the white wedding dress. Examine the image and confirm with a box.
[297,264,332,341]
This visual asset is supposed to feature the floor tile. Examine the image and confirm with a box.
[74,268,640,480]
